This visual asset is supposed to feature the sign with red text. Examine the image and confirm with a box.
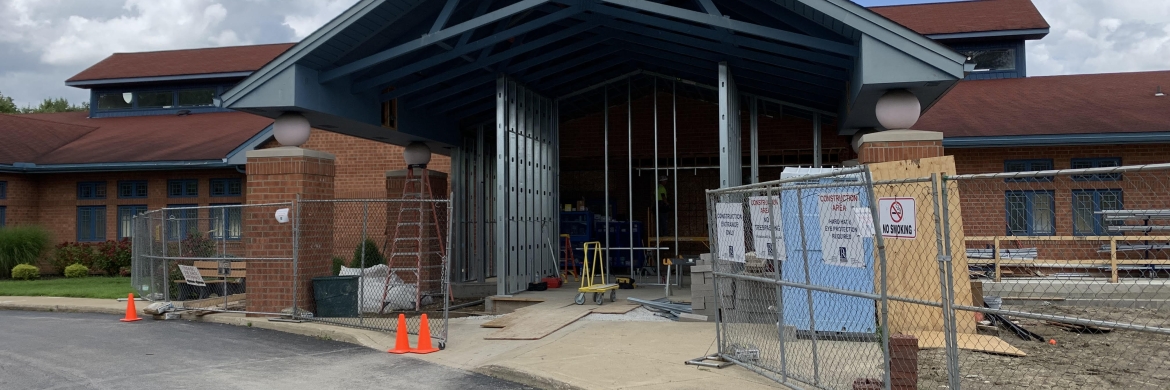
[748,196,785,261]
[817,193,864,268]
[878,197,917,239]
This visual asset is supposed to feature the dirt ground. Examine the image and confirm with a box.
[918,305,1170,389]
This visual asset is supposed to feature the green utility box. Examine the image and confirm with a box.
[312,275,359,317]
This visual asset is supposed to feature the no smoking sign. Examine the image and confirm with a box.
[878,197,917,239]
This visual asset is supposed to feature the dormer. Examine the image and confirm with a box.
[65,43,294,118]
[872,0,1050,80]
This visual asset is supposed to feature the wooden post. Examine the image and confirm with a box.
[1110,239,1118,283]
[993,237,1001,283]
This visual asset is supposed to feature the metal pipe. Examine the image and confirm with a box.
[604,85,611,281]
[360,201,369,325]
[654,76,661,284]
[795,187,821,385]
[929,174,960,390]
[812,113,822,168]
[750,96,759,183]
[940,175,962,389]
[627,77,635,281]
[948,162,1170,180]
[673,80,679,261]
[710,166,867,194]
[863,168,892,390]
[639,70,837,118]
[767,185,788,381]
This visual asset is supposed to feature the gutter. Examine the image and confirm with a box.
[0,160,236,174]
[943,132,1170,148]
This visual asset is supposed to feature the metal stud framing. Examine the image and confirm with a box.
[719,62,743,188]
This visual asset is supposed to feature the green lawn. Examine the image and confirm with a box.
[0,277,136,299]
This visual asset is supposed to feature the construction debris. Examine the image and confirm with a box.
[627,297,692,321]
[1045,321,1114,334]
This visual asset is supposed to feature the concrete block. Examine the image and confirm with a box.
[678,313,708,322]
[691,299,705,310]
[691,281,714,293]
[690,265,713,273]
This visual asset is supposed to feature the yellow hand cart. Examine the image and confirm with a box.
[576,241,618,305]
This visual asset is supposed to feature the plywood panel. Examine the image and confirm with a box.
[869,156,977,335]
[907,330,1026,357]
[484,305,594,340]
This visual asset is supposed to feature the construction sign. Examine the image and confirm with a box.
[878,197,917,239]
[178,264,206,287]
[817,192,864,268]
[748,196,785,261]
[715,202,746,263]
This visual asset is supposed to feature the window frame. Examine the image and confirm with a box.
[117,205,148,239]
[168,179,199,198]
[165,205,199,241]
[118,180,148,199]
[1073,189,1124,236]
[209,178,243,197]
[961,48,1018,72]
[209,203,243,240]
[78,181,108,200]
[77,206,107,242]
[1071,157,1123,181]
[1003,159,1054,182]
[0,181,7,199]
[1006,190,1056,236]
[94,86,222,112]
[0,206,6,227]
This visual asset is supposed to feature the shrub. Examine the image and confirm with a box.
[332,256,346,276]
[93,239,132,276]
[181,231,216,258]
[64,263,90,278]
[350,238,385,268]
[11,264,39,280]
[52,242,97,275]
[0,225,52,278]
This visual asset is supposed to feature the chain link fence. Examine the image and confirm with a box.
[706,162,1170,389]
[131,198,451,347]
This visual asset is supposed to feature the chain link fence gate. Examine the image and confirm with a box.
[706,162,1170,390]
[131,198,451,348]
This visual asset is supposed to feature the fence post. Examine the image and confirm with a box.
[706,191,724,356]
[292,194,302,319]
[795,187,821,386]
[863,168,893,390]
[360,201,369,324]
[1110,238,1118,283]
[940,175,962,390]
[930,174,961,390]
[993,237,1001,282]
[766,184,788,382]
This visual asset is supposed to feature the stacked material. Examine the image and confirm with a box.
[691,254,716,320]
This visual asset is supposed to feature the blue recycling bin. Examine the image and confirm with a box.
[779,169,876,334]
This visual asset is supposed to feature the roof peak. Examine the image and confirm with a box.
[105,42,296,56]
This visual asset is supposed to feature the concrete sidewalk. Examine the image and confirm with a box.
[0,292,781,390]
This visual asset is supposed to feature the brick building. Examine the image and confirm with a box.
[0,44,447,273]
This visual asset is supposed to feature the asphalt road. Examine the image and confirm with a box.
[0,311,529,390]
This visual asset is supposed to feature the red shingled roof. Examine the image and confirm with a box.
[67,43,295,83]
[0,111,272,165]
[870,0,1049,36]
[915,71,1170,138]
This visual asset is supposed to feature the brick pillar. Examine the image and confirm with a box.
[385,168,448,295]
[855,130,944,164]
[244,146,335,315]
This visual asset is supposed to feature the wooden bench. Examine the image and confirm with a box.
[175,261,247,300]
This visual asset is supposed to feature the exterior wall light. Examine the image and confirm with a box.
[874,89,921,130]
[404,142,432,168]
[274,112,311,147]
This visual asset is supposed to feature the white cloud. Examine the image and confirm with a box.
[1028,0,1170,76]
[282,0,360,39]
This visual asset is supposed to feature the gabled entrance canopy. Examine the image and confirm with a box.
[222,0,969,150]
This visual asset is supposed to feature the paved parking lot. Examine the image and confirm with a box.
[0,311,528,390]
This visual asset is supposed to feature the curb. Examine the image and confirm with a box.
[0,302,125,316]
[476,365,587,390]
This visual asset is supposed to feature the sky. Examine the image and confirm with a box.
[0,0,1168,108]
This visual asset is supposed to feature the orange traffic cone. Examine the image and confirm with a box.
[120,293,142,322]
[411,314,439,354]
[387,314,412,354]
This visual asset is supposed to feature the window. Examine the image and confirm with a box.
[166,205,198,240]
[961,49,1017,72]
[210,178,243,197]
[137,91,174,109]
[0,206,6,227]
[97,92,134,110]
[1073,190,1123,236]
[177,89,216,107]
[168,179,198,198]
[77,206,107,242]
[0,181,6,199]
[78,182,108,200]
[1071,158,1122,181]
[118,181,148,199]
[117,205,147,239]
[210,204,242,240]
[1004,159,1054,182]
[1006,191,1055,236]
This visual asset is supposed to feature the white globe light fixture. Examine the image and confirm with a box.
[404,142,432,168]
[273,112,311,147]
[874,89,921,130]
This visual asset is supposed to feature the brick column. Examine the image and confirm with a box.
[385,168,448,295]
[244,146,335,315]
[855,130,944,164]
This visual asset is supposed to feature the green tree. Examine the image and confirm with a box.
[0,91,17,114]
[20,97,88,114]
